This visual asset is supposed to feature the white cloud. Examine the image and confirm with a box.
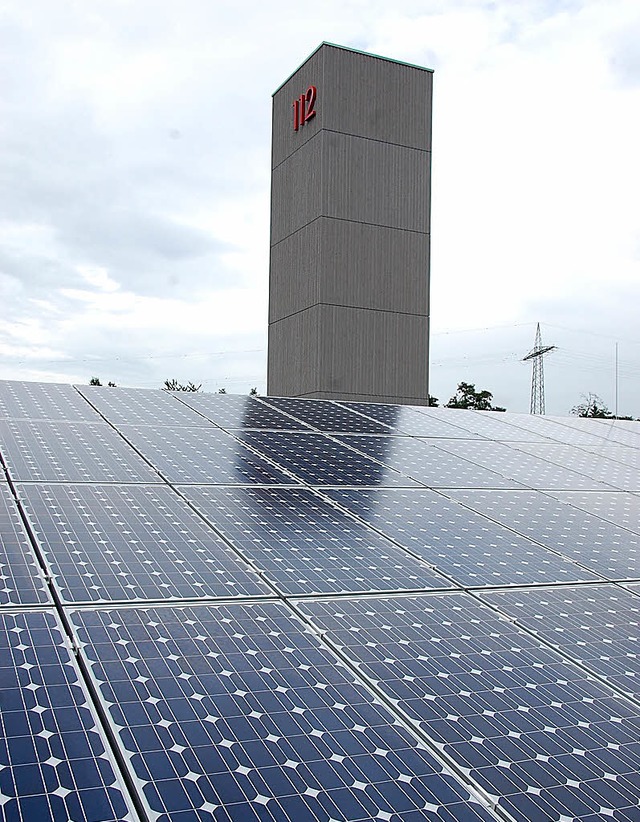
[0,0,638,413]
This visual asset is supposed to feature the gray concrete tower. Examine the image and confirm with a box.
[267,43,432,404]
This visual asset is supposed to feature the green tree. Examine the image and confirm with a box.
[163,379,201,392]
[445,382,506,412]
[249,387,258,396]
[571,393,633,419]
[428,394,438,407]
[89,377,116,387]
[217,388,227,394]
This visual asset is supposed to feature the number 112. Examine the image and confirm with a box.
[293,86,317,131]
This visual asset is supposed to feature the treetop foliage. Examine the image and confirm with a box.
[445,382,506,412]
[571,393,634,420]
[89,377,116,387]
[163,379,202,392]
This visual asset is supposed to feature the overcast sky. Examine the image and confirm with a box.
[1,0,639,415]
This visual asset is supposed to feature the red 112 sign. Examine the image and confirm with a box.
[293,86,317,131]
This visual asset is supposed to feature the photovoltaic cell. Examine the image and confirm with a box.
[547,491,640,535]
[578,443,640,470]
[504,442,640,491]
[175,393,314,431]
[238,431,420,486]
[336,435,521,489]
[588,419,640,449]
[483,412,624,448]
[1,380,638,821]
[0,609,134,821]
[119,425,296,485]
[413,409,546,442]
[259,397,392,434]
[481,584,640,700]
[0,381,100,423]
[77,386,214,428]
[0,420,160,483]
[447,489,640,580]
[426,438,615,490]
[338,402,485,438]
[557,416,640,448]
[71,602,495,822]
[18,484,270,604]
[179,486,453,595]
[299,593,640,822]
[323,488,601,587]
[0,483,50,606]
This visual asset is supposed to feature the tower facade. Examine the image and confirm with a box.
[267,43,432,404]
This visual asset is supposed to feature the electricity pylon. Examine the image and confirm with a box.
[523,323,556,415]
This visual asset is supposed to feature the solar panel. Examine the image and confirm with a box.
[412,408,547,442]
[173,393,314,431]
[0,609,135,821]
[0,419,160,483]
[447,489,640,580]
[0,380,101,423]
[546,491,640,535]
[585,419,640,449]
[338,402,486,438]
[336,435,522,489]
[426,438,616,490]
[77,385,215,428]
[298,592,640,822]
[118,425,297,485]
[323,488,601,587]
[0,482,50,606]
[1,379,639,821]
[17,484,270,604]
[260,397,393,434]
[480,584,640,700]
[238,431,421,486]
[70,602,495,822]
[503,442,640,491]
[179,486,454,595]
[482,411,629,448]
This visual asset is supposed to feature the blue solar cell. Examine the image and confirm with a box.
[414,409,546,442]
[485,412,629,448]
[298,593,640,822]
[70,602,495,821]
[0,483,50,606]
[18,484,270,603]
[447,489,640,580]
[548,491,640,536]
[77,385,215,428]
[238,431,421,486]
[323,488,601,587]
[0,380,101,423]
[0,609,134,821]
[338,402,486,438]
[578,443,640,470]
[503,442,640,491]
[425,438,616,490]
[174,393,314,431]
[336,435,523,489]
[179,486,453,595]
[0,419,160,483]
[550,416,640,449]
[260,397,393,433]
[118,425,297,484]
[481,584,640,700]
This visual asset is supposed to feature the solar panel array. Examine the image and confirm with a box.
[1,378,639,822]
